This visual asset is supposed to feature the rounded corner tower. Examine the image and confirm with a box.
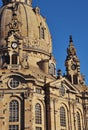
[0,0,56,77]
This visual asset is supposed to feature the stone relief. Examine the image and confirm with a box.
[0,92,4,99]
[6,3,23,40]
[21,53,29,69]
[23,38,51,53]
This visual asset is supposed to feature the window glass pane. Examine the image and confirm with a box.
[36,88,42,94]
[9,100,19,122]
[73,75,78,84]
[49,63,55,75]
[9,125,19,130]
[36,127,42,130]
[10,78,19,88]
[35,103,42,124]
[12,54,17,64]
[61,129,66,130]
[39,24,45,39]
[60,107,66,127]
[40,27,45,39]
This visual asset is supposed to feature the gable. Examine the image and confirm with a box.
[49,77,79,94]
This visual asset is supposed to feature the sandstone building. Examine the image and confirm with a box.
[0,0,88,130]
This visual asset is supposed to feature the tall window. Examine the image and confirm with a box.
[12,54,17,64]
[9,100,19,122]
[60,107,66,127]
[77,112,81,130]
[9,125,19,130]
[49,63,55,75]
[39,23,45,39]
[40,27,45,39]
[73,75,78,84]
[36,127,42,130]
[35,103,42,124]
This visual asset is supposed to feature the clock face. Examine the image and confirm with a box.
[11,42,18,49]
[71,64,76,70]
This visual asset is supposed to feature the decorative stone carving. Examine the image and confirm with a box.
[0,92,4,99]
[23,38,51,53]
[21,53,29,69]
[24,88,30,99]
[6,3,22,40]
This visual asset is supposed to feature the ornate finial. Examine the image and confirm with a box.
[69,35,73,43]
[67,35,76,56]
[33,7,40,14]
[57,69,62,79]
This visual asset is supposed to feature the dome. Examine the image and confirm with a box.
[0,2,52,54]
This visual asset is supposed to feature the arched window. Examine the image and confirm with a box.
[60,107,66,127]
[35,103,42,124]
[12,54,17,64]
[40,27,45,39]
[77,112,81,130]
[9,125,19,130]
[9,100,19,122]
[73,75,78,84]
[49,63,55,75]
[39,23,45,39]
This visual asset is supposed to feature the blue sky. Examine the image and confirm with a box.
[32,0,88,85]
[0,0,88,85]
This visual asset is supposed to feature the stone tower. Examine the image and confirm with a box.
[65,35,85,85]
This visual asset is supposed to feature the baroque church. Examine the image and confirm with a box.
[0,0,88,130]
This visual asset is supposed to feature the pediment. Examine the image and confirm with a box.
[49,77,79,94]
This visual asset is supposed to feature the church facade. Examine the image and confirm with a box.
[0,0,88,130]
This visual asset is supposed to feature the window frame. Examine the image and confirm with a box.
[9,100,19,122]
[39,23,45,39]
[60,106,66,127]
[12,54,18,65]
[35,103,42,124]
[49,63,55,76]
[77,112,81,130]
[9,99,21,130]
[9,125,19,130]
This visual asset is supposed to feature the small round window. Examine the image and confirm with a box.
[9,78,19,89]
[59,85,65,96]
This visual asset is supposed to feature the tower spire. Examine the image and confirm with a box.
[69,35,73,42]
[67,35,76,56]
[65,35,85,85]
